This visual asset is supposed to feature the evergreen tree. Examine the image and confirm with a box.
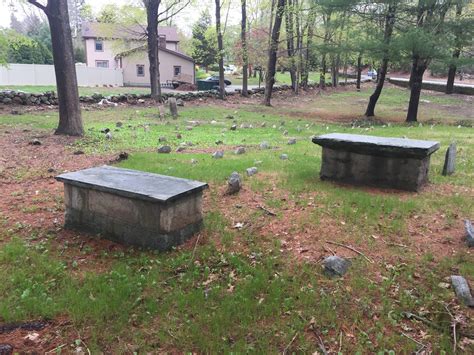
[192,10,217,71]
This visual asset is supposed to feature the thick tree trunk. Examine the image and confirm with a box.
[365,58,388,116]
[446,60,458,95]
[264,0,286,106]
[406,58,427,122]
[446,4,463,94]
[241,0,249,97]
[145,0,162,102]
[356,55,362,90]
[29,0,83,136]
[365,3,396,116]
[215,0,225,99]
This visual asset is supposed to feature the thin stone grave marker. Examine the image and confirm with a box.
[442,143,456,176]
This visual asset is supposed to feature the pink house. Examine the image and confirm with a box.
[82,22,195,86]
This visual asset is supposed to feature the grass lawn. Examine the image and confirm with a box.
[0,85,473,352]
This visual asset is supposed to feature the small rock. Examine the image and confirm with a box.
[261,122,266,128]
[105,132,112,140]
[451,275,474,307]
[157,145,171,153]
[283,130,288,136]
[159,136,167,142]
[186,141,194,146]
[235,147,246,155]
[226,172,242,195]
[29,138,41,146]
[246,167,258,176]
[230,124,237,131]
[118,152,129,160]
[225,115,234,119]
[212,151,224,159]
[116,122,123,128]
[176,133,182,139]
[176,98,184,107]
[323,256,351,278]
[73,150,84,155]
[191,159,198,164]
[288,138,297,145]
[215,140,224,145]
[465,220,474,247]
[0,344,13,354]
[24,332,40,342]
[280,154,288,160]
[260,141,269,150]
[176,146,186,152]
[47,168,55,173]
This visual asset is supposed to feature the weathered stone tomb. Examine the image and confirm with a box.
[56,166,208,250]
[312,133,439,191]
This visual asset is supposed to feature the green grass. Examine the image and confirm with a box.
[0,85,472,352]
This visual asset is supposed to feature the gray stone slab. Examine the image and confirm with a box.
[465,220,474,247]
[56,165,208,204]
[313,133,440,158]
[442,143,456,176]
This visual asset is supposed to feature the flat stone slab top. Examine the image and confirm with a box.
[56,166,208,250]
[56,165,208,204]
[312,133,440,191]
[312,133,440,158]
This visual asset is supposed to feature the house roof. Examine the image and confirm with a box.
[82,22,180,42]
[115,44,194,63]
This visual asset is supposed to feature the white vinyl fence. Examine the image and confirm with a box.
[0,63,123,87]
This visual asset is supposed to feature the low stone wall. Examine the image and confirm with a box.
[0,78,371,106]
[388,77,474,95]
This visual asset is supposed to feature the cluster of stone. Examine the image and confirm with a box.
[0,90,58,105]
[0,79,370,106]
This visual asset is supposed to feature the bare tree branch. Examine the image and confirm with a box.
[26,0,48,13]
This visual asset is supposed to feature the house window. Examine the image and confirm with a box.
[173,66,181,77]
[95,60,109,68]
[137,64,145,77]
[95,40,103,51]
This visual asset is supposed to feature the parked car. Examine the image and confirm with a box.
[367,69,377,79]
[204,76,232,86]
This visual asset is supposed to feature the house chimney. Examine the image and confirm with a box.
[158,35,166,48]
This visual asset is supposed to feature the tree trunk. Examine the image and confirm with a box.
[215,0,226,99]
[264,0,286,106]
[241,0,249,97]
[356,55,362,90]
[406,58,427,122]
[285,0,297,91]
[365,3,396,116]
[446,59,458,95]
[28,0,83,136]
[331,55,337,87]
[320,54,326,89]
[319,12,331,90]
[365,58,388,116]
[446,3,463,95]
[145,0,162,102]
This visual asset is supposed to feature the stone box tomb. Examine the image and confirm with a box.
[312,133,440,191]
[56,166,208,250]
